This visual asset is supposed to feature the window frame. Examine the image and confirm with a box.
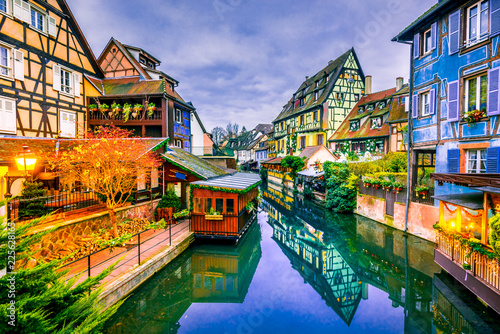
[300,136,306,149]
[59,109,76,138]
[423,28,433,54]
[60,68,73,95]
[464,73,488,113]
[420,91,431,117]
[466,149,487,173]
[29,5,46,33]
[175,108,182,123]
[0,43,11,79]
[466,0,489,47]
[0,95,17,134]
[0,0,9,15]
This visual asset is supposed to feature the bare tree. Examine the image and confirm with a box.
[232,123,239,136]
[211,126,226,145]
[225,123,235,138]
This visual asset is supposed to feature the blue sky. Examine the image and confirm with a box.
[67,0,436,132]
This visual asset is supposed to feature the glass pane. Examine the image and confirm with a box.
[469,7,478,41]
[216,198,223,213]
[226,276,235,292]
[480,75,488,111]
[215,277,223,291]
[204,276,212,290]
[425,31,432,52]
[480,160,487,173]
[0,47,7,67]
[0,1,6,12]
[194,274,202,289]
[31,10,36,26]
[481,6,489,36]
[468,78,477,111]
[194,198,202,213]
[226,199,234,214]
[205,198,212,213]
[480,149,487,159]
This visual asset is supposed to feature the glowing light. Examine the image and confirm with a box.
[15,146,37,173]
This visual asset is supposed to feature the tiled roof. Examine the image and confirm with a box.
[254,124,273,134]
[191,172,261,191]
[387,86,409,124]
[329,88,396,142]
[162,147,228,180]
[261,157,282,165]
[101,77,165,96]
[274,49,354,123]
[298,146,324,160]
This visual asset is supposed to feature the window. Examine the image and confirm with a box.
[336,92,344,100]
[467,1,489,45]
[61,68,72,94]
[216,198,223,213]
[466,149,487,173]
[31,7,44,31]
[175,140,182,148]
[421,92,430,116]
[367,104,374,111]
[317,134,324,146]
[205,198,213,213]
[0,45,9,77]
[314,91,318,101]
[350,121,359,131]
[59,110,76,138]
[354,94,360,102]
[0,96,16,134]
[379,101,386,109]
[423,29,432,53]
[300,136,306,149]
[0,0,7,13]
[299,97,305,106]
[193,198,203,213]
[371,117,382,129]
[313,111,318,122]
[175,109,182,123]
[315,81,319,88]
[465,74,487,112]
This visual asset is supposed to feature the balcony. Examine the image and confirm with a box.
[88,107,163,124]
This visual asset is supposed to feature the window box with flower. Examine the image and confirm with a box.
[415,185,429,198]
[461,109,486,127]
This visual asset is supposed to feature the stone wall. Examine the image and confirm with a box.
[356,194,437,242]
[34,200,159,262]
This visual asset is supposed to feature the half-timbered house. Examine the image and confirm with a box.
[87,38,194,150]
[272,48,365,157]
[0,0,104,138]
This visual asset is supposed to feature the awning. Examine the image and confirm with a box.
[298,167,324,178]
[432,192,484,210]
[472,186,500,195]
[191,172,261,191]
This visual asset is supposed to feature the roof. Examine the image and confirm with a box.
[298,167,324,178]
[274,48,363,123]
[122,43,161,65]
[101,77,165,96]
[432,192,484,211]
[393,1,453,42]
[261,157,282,165]
[298,146,327,161]
[162,147,228,180]
[191,172,261,191]
[387,85,409,124]
[329,88,396,142]
[254,124,273,134]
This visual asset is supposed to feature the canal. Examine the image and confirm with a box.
[104,185,500,334]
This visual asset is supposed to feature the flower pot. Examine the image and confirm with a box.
[205,214,223,221]
[131,111,137,118]
[108,111,114,117]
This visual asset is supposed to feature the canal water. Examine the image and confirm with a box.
[104,185,500,334]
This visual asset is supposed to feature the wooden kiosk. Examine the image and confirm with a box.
[191,173,261,241]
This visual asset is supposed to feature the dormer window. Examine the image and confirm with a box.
[367,105,374,111]
[358,106,364,113]
[314,91,318,101]
[139,56,146,65]
[371,117,383,129]
[315,81,319,88]
[350,121,359,131]
[379,101,386,109]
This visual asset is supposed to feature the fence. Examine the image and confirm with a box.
[358,182,436,209]
[436,232,500,292]
[60,217,192,281]
[88,108,163,121]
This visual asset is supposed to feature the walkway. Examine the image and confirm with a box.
[62,219,191,285]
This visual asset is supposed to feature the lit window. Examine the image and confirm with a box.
[467,1,489,45]
[423,29,432,53]
[465,74,487,112]
[61,69,72,94]
[31,8,44,32]
[466,149,487,173]
[421,92,430,116]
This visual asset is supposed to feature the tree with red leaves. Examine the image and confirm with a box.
[48,126,161,237]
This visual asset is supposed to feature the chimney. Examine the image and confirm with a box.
[365,75,372,95]
[396,77,404,91]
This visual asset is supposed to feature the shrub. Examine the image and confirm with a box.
[489,214,500,256]
[324,161,356,213]
[19,181,48,219]
[259,167,268,182]
[303,186,314,199]
[157,190,182,210]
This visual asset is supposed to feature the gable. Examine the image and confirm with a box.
[99,41,141,78]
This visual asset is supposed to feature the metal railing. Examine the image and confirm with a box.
[60,217,192,281]
[436,232,500,292]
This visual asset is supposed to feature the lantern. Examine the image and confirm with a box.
[15,145,37,174]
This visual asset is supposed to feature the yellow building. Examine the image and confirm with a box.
[0,0,103,139]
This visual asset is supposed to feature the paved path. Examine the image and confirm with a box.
[62,219,191,285]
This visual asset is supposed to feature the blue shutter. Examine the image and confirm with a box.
[429,88,436,115]
[448,80,459,121]
[488,68,500,116]
[413,33,420,59]
[486,147,500,173]
[448,10,461,55]
[412,94,419,119]
[431,22,437,51]
[448,149,460,173]
[491,0,500,37]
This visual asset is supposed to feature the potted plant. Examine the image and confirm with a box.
[371,179,381,189]
[123,103,132,122]
[99,103,110,115]
[393,181,404,194]
[462,109,486,127]
[147,102,156,116]
[246,201,256,214]
[205,207,223,220]
[134,103,144,114]
[381,179,393,191]
[363,177,373,188]
[111,102,122,115]
[155,190,181,224]
[415,185,429,199]
[88,104,98,113]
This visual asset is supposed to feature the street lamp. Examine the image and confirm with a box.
[15,145,37,176]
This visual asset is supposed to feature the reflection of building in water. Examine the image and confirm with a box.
[105,223,262,334]
[270,215,363,326]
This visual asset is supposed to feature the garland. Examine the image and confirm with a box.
[443,202,457,214]
[462,208,482,219]
[189,182,261,208]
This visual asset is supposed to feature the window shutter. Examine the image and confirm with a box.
[53,64,61,92]
[13,0,22,20]
[13,49,24,81]
[48,16,57,37]
[448,149,460,173]
[429,88,436,115]
[405,96,409,112]
[430,22,437,51]
[412,94,419,118]
[0,99,17,134]
[491,0,500,37]
[447,80,459,121]
[486,147,500,173]
[448,10,461,55]
[21,1,30,23]
[413,33,420,59]
[73,72,80,96]
[487,68,500,116]
[60,111,76,138]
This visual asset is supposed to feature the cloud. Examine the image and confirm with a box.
[67,0,436,131]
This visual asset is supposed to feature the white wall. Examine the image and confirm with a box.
[191,113,205,156]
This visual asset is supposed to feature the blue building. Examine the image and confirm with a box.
[394,0,500,314]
